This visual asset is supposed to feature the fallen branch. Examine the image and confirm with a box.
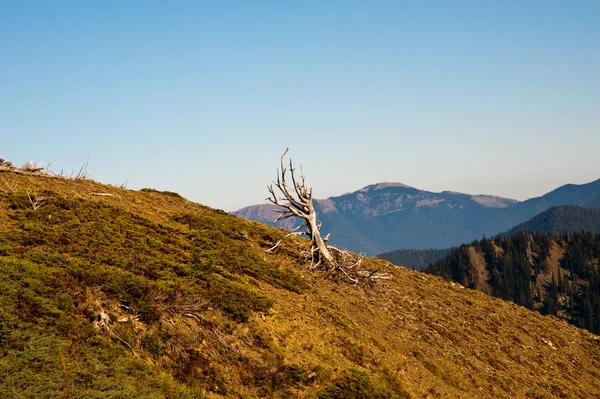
[0,164,16,173]
[108,329,140,359]
[267,225,304,252]
[0,175,17,192]
[91,192,121,199]
[22,160,44,173]
[93,311,140,359]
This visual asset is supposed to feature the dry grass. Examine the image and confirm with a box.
[258,265,600,398]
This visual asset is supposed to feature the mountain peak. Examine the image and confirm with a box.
[360,182,414,192]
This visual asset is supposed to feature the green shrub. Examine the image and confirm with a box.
[319,369,398,399]
[140,188,185,199]
[0,185,310,397]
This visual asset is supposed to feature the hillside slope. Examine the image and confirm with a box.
[2,172,600,398]
[506,205,600,235]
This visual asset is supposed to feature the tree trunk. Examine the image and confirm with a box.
[307,209,333,263]
[267,148,334,265]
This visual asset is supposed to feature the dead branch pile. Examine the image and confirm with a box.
[0,158,15,173]
[0,156,90,180]
[1,158,49,174]
[78,286,141,358]
[326,247,392,286]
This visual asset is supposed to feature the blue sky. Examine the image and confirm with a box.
[1,1,599,210]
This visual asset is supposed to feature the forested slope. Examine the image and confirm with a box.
[425,232,600,334]
[506,205,600,235]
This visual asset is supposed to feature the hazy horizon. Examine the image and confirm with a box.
[2,1,599,211]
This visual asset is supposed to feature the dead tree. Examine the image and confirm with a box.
[266,149,392,285]
[267,149,334,267]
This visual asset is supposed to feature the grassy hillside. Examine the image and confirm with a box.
[3,171,600,398]
[506,205,600,235]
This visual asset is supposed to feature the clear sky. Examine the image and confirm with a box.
[1,1,599,211]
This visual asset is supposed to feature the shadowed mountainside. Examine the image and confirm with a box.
[505,205,600,235]
[380,204,600,271]
[235,183,519,254]
[376,248,452,271]
[2,171,600,398]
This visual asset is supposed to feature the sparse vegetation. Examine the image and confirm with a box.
[140,187,185,199]
[319,369,405,399]
[2,169,600,398]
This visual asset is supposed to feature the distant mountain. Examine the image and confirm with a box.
[424,231,600,335]
[506,205,600,235]
[586,194,600,207]
[376,247,452,270]
[492,178,600,232]
[235,182,519,253]
[234,178,600,254]
[233,203,298,230]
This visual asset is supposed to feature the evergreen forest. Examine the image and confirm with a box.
[425,232,600,334]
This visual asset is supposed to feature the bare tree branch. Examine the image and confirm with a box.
[266,225,304,253]
[0,175,17,192]
[27,190,47,210]
[91,192,122,199]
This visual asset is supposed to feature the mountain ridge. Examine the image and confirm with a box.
[380,204,600,271]
[506,205,600,235]
[492,178,600,233]
[235,178,600,254]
